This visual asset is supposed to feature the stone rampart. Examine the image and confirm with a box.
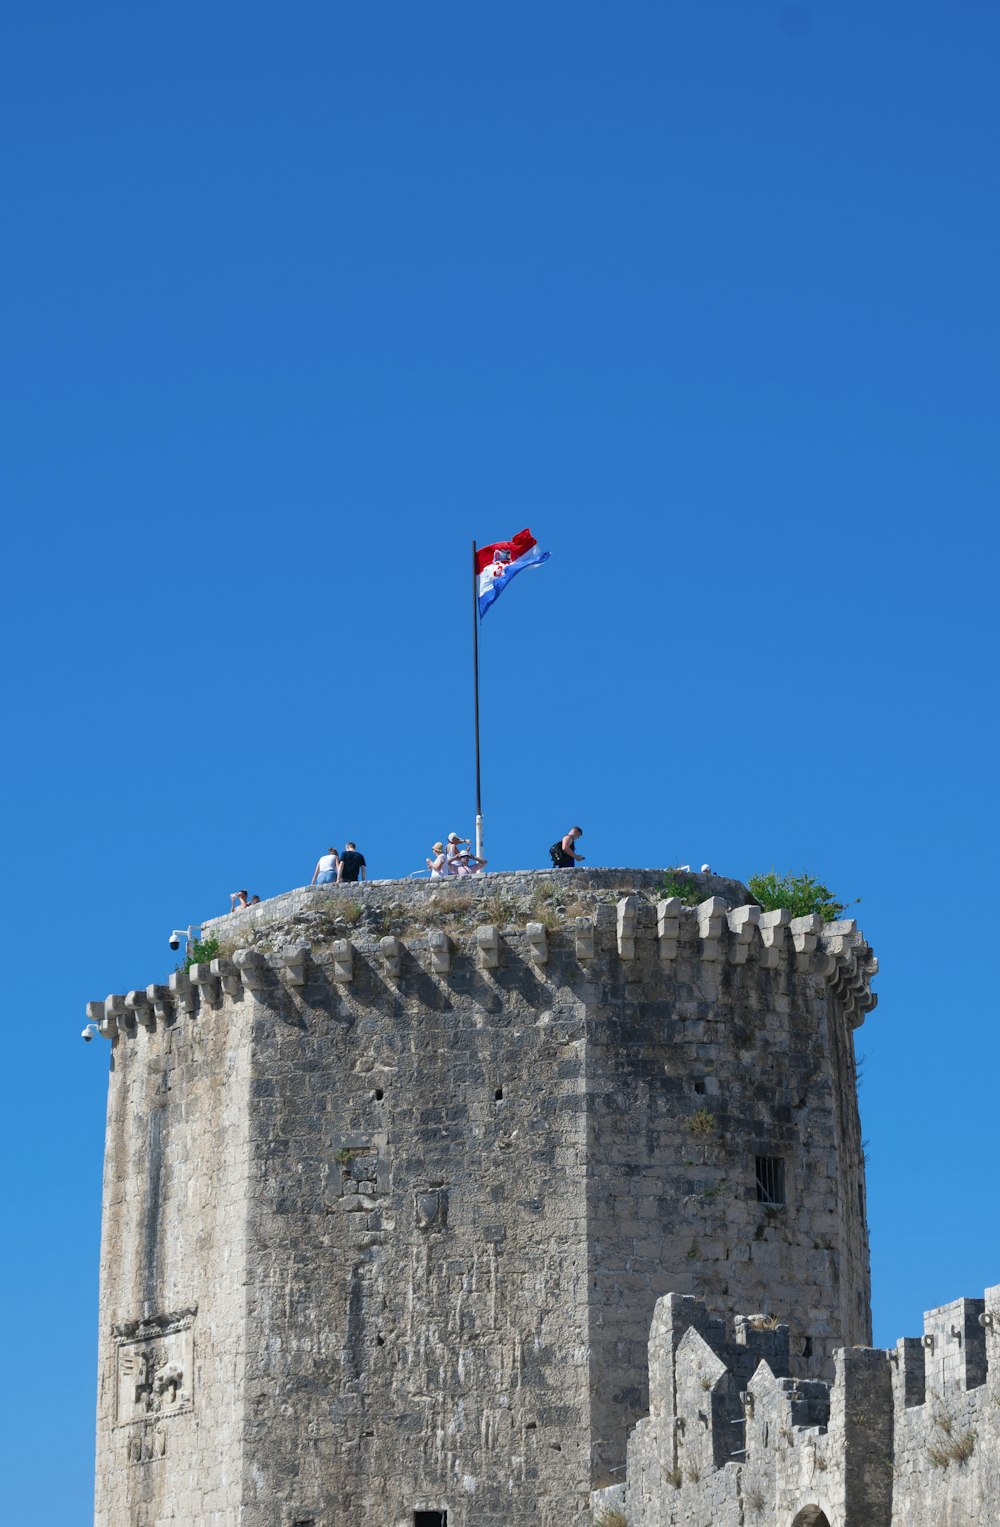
[597,1285,1000,1527]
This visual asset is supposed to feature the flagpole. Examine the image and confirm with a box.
[472,540,484,862]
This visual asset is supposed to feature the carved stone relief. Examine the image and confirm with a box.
[115,1306,195,1426]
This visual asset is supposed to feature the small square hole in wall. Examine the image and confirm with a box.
[693,1080,706,1095]
[413,1514,447,1527]
[494,1086,504,1101]
[755,1156,786,1205]
[375,1088,384,1101]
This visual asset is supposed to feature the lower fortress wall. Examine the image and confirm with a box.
[594,1288,1000,1527]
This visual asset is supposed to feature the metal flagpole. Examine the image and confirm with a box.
[472,540,484,861]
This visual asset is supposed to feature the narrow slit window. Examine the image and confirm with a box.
[755,1156,786,1205]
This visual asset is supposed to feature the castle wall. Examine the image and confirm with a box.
[90,868,876,1526]
[582,896,871,1482]
[234,901,596,1527]
[601,1284,1000,1527]
[93,982,253,1527]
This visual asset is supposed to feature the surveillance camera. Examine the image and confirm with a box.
[169,935,180,951]
[81,1025,94,1042]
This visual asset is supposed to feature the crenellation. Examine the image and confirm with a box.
[609,1282,1000,1527]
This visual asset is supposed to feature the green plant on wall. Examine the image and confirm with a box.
[179,935,221,973]
[746,869,856,924]
[660,870,703,907]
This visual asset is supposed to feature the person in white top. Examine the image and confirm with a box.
[310,848,340,886]
[426,842,448,878]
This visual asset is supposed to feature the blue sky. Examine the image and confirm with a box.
[1,2,998,1518]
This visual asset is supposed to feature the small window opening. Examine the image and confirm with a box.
[375,1088,384,1101]
[694,1080,706,1095]
[494,1086,504,1101]
[755,1156,786,1205]
[802,1336,813,1360]
[413,1514,446,1527]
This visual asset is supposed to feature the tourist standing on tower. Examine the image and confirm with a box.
[338,843,367,883]
[551,826,585,867]
[310,847,340,886]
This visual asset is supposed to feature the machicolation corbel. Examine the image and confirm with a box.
[145,984,174,1023]
[697,897,726,961]
[125,990,155,1029]
[379,936,402,978]
[574,915,595,962]
[790,913,823,970]
[476,924,500,970]
[105,993,128,1033]
[656,896,682,960]
[189,963,221,1007]
[87,998,116,1039]
[277,945,309,987]
[727,904,760,964]
[331,939,355,982]
[617,895,640,958]
[210,959,242,999]
[758,907,790,967]
[168,971,195,1013]
[526,921,549,965]
[234,949,270,996]
[427,929,451,974]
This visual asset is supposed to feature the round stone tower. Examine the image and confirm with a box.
[90,867,876,1527]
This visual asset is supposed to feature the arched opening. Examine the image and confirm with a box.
[791,1509,830,1527]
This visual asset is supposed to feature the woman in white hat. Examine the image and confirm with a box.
[446,832,471,874]
[426,842,448,878]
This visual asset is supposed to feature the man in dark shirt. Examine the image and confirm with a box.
[338,842,367,883]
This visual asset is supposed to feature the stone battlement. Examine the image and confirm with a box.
[87,867,877,1041]
[595,1285,1000,1527]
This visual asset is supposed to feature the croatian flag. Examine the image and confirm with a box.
[476,528,550,618]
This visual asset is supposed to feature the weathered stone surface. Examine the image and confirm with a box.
[92,868,876,1526]
[603,1284,1000,1527]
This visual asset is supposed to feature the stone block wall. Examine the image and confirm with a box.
[93,974,252,1527]
[90,868,875,1526]
[601,1284,1000,1527]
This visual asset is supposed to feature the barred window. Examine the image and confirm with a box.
[755,1156,786,1205]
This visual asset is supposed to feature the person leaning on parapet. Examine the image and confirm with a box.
[550,826,585,868]
[338,842,367,883]
[310,847,340,886]
[447,832,488,874]
[230,888,249,911]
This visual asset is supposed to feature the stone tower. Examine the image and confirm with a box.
[89,867,877,1527]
